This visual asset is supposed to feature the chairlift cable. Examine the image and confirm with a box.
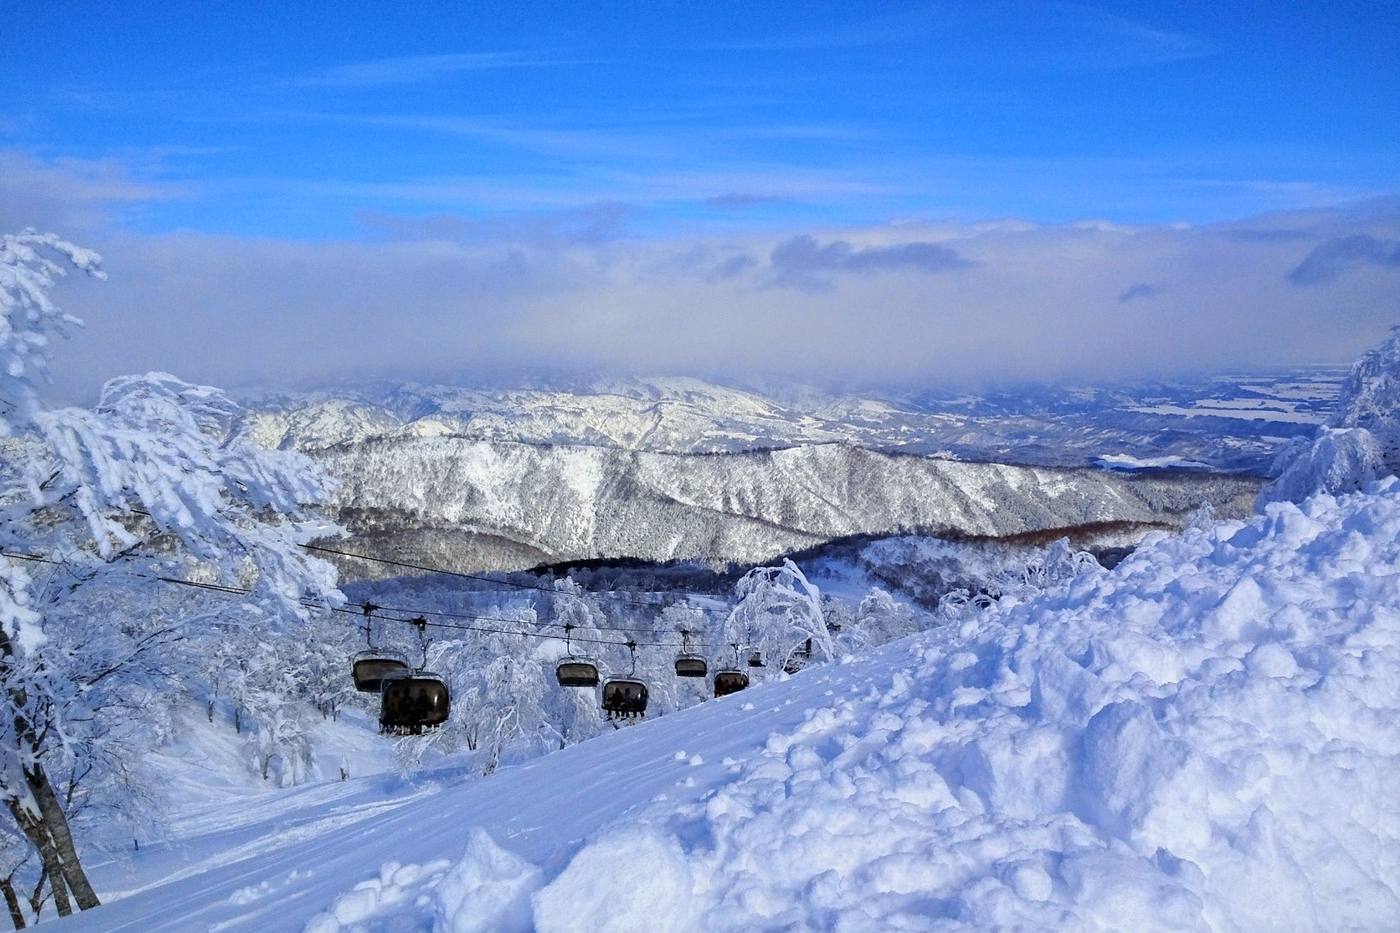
[1,550,726,651]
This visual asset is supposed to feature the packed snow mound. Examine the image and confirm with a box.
[315,481,1398,931]
[1264,325,1400,502]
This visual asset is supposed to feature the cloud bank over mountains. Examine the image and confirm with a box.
[5,152,1398,401]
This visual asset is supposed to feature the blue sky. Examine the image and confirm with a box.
[3,1,1400,396]
[6,0,1399,237]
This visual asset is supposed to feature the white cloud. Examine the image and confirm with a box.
[10,152,1398,401]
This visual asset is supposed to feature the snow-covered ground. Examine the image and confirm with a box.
[57,478,1400,931]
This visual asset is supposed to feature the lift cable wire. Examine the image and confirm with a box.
[119,507,729,623]
[0,550,726,652]
[300,541,731,613]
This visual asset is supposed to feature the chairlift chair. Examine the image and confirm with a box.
[555,623,601,687]
[601,678,649,718]
[601,640,650,719]
[351,602,411,692]
[783,637,814,675]
[556,659,600,688]
[673,629,708,678]
[713,669,750,698]
[352,649,410,693]
[378,616,452,735]
[674,654,708,678]
[714,643,750,697]
[379,672,450,735]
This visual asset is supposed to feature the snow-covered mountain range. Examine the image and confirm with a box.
[239,373,1326,575]
[244,369,1343,470]
[312,438,1253,576]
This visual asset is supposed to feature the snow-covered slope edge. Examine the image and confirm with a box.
[63,480,1400,931]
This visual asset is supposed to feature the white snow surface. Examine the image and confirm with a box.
[59,482,1400,931]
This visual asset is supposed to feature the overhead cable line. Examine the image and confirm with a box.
[0,550,724,651]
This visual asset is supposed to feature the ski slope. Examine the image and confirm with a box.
[60,482,1400,931]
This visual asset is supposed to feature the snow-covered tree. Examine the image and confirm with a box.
[0,232,342,918]
[849,587,919,647]
[722,560,837,678]
[1262,325,1400,503]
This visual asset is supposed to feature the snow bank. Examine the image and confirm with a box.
[303,859,451,932]
[530,481,1400,929]
[435,829,541,933]
[534,827,696,933]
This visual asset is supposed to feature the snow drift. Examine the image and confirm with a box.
[503,481,1400,930]
[64,477,1400,931]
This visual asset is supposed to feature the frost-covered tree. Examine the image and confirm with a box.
[0,232,341,918]
[1261,325,1400,503]
[849,587,920,647]
[722,560,837,677]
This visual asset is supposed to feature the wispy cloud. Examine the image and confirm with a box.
[294,51,593,87]
[356,202,631,245]
[0,150,190,231]
[704,193,792,209]
[714,2,1216,69]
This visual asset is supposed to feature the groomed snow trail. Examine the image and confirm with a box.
[62,483,1400,931]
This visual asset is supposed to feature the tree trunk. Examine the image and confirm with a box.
[234,707,242,734]
[24,766,98,910]
[37,847,68,918]
[0,876,25,930]
[26,868,45,920]
[7,802,57,917]
[0,632,96,913]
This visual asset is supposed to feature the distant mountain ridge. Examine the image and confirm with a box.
[306,436,1257,577]
[243,369,1343,471]
[238,373,1325,576]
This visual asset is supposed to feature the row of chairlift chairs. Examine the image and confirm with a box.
[555,625,761,719]
[351,605,762,734]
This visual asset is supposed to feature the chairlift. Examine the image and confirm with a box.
[351,603,411,693]
[379,617,451,735]
[748,649,765,668]
[555,623,600,688]
[602,641,649,719]
[714,643,750,697]
[673,629,708,678]
[380,673,450,735]
[352,650,410,693]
